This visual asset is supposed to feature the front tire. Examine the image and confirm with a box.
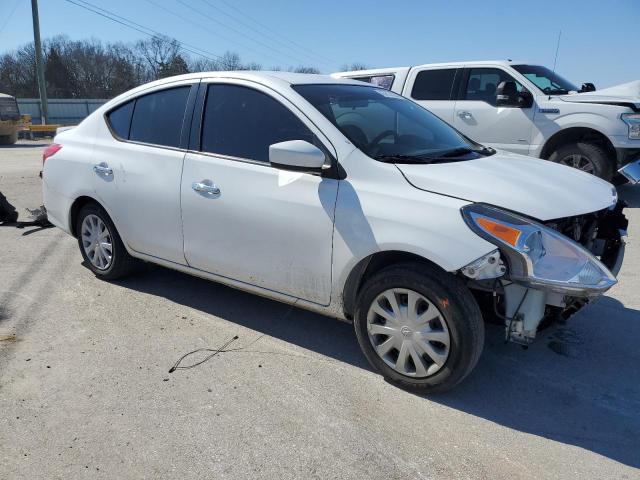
[549,142,614,180]
[354,262,484,393]
[76,203,137,280]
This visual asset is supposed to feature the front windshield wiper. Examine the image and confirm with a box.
[373,154,433,164]
[428,146,495,158]
[374,147,495,164]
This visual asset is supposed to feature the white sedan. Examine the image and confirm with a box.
[42,72,626,392]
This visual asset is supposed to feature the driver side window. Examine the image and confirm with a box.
[464,68,523,106]
[200,84,316,163]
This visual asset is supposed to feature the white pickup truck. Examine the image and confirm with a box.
[333,61,640,180]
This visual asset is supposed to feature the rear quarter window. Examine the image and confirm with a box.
[106,100,134,139]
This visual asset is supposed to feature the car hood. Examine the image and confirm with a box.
[558,80,640,109]
[397,151,617,221]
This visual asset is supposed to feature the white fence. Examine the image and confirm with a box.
[17,98,108,125]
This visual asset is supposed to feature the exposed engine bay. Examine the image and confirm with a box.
[466,201,628,345]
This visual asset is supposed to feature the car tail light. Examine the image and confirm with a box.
[42,143,62,165]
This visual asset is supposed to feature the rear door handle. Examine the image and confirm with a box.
[93,162,113,176]
[192,180,220,196]
[457,111,473,120]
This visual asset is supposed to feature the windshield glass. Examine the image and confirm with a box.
[292,84,476,160]
[512,64,579,95]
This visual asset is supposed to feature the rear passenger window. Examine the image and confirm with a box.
[129,87,190,148]
[200,84,315,163]
[106,100,134,139]
[411,69,458,100]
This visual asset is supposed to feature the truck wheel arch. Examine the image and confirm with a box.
[540,127,615,163]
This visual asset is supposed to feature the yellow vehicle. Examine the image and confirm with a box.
[0,93,22,145]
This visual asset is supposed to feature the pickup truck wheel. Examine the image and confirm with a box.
[354,262,484,393]
[549,142,614,181]
[76,203,138,280]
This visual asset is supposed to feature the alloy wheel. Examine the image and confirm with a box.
[366,288,450,377]
[81,214,113,270]
[559,154,595,174]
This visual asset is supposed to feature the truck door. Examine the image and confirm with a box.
[453,67,535,155]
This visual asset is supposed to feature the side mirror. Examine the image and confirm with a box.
[496,81,533,108]
[269,140,326,174]
[580,82,596,92]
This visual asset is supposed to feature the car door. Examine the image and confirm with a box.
[452,67,535,155]
[93,82,197,265]
[402,67,460,124]
[180,80,339,305]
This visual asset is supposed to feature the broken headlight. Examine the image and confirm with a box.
[461,203,617,295]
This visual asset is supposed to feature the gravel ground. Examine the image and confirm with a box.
[1,140,639,479]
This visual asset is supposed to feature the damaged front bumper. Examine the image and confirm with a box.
[464,201,628,345]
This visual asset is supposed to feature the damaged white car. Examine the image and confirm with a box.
[42,72,628,392]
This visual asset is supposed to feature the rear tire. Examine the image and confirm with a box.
[75,203,138,280]
[353,262,484,393]
[549,142,614,181]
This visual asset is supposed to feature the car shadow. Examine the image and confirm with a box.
[117,265,640,468]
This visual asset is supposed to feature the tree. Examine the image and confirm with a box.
[292,66,321,74]
[0,35,321,99]
[340,62,369,71]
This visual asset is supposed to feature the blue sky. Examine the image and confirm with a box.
[1,0,638,88]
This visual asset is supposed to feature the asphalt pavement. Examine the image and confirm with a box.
[1,140,639,479]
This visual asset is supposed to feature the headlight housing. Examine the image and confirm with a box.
[621,113,640,140]
[461,204,617,295]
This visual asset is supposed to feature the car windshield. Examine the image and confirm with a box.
[512,64,579,95]
[292,83,485,162]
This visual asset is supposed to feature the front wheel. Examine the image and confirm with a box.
[354,262,484,393]
[549,142,614,180]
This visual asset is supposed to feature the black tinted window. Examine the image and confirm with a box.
[464,68,523,105]
[411,69,457,100]
[129,87,190,147]
[107,100,134,139]
[201,84,314,163]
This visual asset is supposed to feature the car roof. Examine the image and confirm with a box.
[101,71,374,111]
[136,71,367,89]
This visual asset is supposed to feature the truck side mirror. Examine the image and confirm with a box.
[496,81,533,108]
[580,82,596,92]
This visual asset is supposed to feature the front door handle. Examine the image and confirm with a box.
[457,110,473,120]
[192,180,220,196]
[93,162,113,176]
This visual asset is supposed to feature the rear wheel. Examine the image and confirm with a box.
[353,262,484,393]
[549,142,614,181]
[76,203,137,280]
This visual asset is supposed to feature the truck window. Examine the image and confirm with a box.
[411,69,458,101]
[349,75,394,90]
[0,97,21,121]
[464,68,523,106]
